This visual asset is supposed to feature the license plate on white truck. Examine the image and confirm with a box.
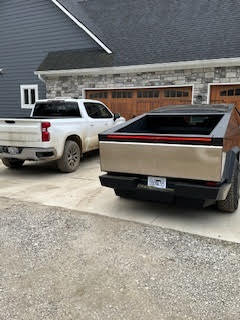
[148,176,166,189]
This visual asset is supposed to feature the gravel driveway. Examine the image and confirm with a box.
[0,197,240,320]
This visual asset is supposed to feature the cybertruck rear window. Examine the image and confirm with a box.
[33,101,81,117]
[117,114,223,135]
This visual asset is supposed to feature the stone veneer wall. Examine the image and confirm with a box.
[43,66,240,104]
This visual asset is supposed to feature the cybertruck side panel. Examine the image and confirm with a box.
[223,109,240,152]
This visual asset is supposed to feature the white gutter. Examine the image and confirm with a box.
[35,57,240,77]
[51,0,112,54]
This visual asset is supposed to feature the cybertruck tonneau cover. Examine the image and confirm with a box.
[150,104,232,114]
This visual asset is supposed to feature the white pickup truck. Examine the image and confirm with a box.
[0,98,125,172]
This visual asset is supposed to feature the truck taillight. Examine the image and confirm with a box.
[106,134,212,144]
[41,122,51,142]
[205,181,218,187]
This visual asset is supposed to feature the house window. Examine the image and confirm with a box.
[20,85,38,109]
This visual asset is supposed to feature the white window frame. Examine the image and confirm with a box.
[20,84,39,109]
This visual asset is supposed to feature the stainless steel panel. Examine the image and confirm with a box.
[100,141,223,182]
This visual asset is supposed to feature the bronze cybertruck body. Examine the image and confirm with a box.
[99,104,240,212]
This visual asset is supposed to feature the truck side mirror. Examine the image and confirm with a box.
[114,113,121,121]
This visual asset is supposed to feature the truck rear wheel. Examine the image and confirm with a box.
[217,159,239,213]
[2,158,25,169]
[57,140,81,173]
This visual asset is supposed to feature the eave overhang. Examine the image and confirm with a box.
[35,57,240,77]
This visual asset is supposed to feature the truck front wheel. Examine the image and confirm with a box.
[57,140,81,173]
[2,158,25,169]
[217,159,239,213]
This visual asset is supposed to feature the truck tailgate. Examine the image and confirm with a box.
[0,119,42,147]
[99,141,223,182]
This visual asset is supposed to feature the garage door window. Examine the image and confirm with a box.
[20,85,38,109]
[137,91,159,98]
[220,88,240,96]
[89,92,108,99]
[112,91,132,98]
[164,90,189,98]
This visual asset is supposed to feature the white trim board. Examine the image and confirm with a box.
[35,57,240,77]
[51,0,112,54]
[207,82,240,103]
[83,84,195,104]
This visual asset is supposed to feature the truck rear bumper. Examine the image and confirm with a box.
[0,146,57,161]
[100,174,231,205]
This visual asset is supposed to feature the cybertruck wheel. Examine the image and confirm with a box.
[217,159,239,213]
[57,140,81,173]
[2,158,25,169]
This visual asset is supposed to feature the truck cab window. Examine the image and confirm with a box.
[33,101,81,117]
[85,103,113,119]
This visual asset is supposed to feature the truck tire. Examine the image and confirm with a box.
[57,140,81,173]
[2,158,25,169]
[217,159,239,213]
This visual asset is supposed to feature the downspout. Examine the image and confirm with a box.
[37,73,45,83]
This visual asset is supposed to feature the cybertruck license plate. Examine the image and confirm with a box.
[148,176,166,189]
[8,147,19,155]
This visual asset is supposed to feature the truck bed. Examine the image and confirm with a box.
[116,114,223,135]
[0,116,82,147]
[99,105,232,182]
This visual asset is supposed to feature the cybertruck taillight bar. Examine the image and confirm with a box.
[104,134,213,145]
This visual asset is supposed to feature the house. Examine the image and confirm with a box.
[2,0,240,119]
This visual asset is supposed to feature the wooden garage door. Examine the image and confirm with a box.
[210,85,240,110]
[86,87,192,119]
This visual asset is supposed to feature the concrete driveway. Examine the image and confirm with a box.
[0,151,240,243]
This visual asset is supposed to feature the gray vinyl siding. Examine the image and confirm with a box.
[0,0,96,117]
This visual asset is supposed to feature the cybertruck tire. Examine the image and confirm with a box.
[217,159,239,213]
[2,158,25,169]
